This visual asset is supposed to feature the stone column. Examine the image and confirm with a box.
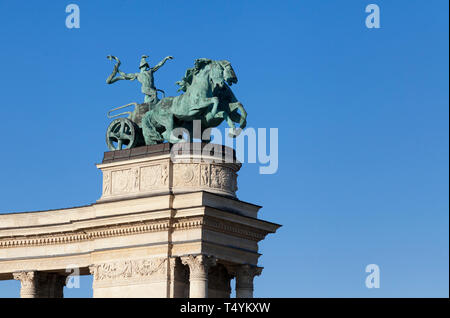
[234,265,263,298]
[208,264,233,298]
[13,271,66,298]
[13,271,38,298]
[169,257,189,298]
[181,254,216,298]
[44,273,67,298]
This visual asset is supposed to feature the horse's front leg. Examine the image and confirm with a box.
[228,102,247,129]
[210,96,219,117]
[203,97,219,123]
[224,112,241,137]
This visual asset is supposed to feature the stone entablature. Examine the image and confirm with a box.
[0,191,278,283]
[0,205,270,251]
[0,144,281,297]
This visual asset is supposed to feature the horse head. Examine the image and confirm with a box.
[177,59,238,94]
[188,59,237,91]
[207,60,237,92]
[218,60,238,86]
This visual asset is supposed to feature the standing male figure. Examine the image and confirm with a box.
[106,54,174,104]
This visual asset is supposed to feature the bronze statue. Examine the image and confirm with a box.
[104,55,247,150]
[106,54,173,104]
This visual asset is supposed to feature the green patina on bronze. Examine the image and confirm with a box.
[105,54,247,151]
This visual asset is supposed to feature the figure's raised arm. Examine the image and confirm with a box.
[106,55,137,84]
[152,56,174,72]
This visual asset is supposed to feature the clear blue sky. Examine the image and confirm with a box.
[0,0,448,297]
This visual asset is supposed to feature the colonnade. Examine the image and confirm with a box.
[12,254,262,298]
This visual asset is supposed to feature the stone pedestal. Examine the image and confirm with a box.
[97,143,240,203]
[0,143,281,298]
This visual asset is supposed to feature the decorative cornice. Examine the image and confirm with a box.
[173,216,268,241]
[0,220,170,249]
[0,215,268,249]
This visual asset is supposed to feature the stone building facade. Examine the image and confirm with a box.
[0,144,280,297]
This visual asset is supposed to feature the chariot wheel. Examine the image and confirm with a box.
[106,118,140,151]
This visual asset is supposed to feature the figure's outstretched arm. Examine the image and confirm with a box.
[106,55,137,84]
[152,56,174,72]
[106,71,137,84]
[118,71,137,80]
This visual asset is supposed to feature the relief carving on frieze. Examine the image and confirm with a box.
[140,164,162,190]
[103,171,112,195]
[210,165,237,193]
[200,164,210,186]
[101,160,238,199]
[161,164,169,186]
[89,258,167,281]
[111,169,131,194]
[173,163,199,187]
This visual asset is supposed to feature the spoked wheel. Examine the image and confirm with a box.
[106,118,139,151]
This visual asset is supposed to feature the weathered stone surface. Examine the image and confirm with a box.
[0,152,280,297]
[97,144,241,202]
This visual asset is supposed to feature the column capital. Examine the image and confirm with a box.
[13,271,37,287]
[13,271,38,298]
[181,254,217,298]
[180,254,217,280]
[13,271,67,298]
[231,264,263,298]
[229,264,263,280]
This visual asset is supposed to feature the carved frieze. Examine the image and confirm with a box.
[98,154,239,201]
[89,258,167,282]
[140,164,162,190]
[161,164,169,186]
[200,165,210,186]
[173,163,200,187]
[102,171,111,196]
[131,167,140,191]
[101,161,171,199]
[210,165,237,193]
[172,162,237,195]
[111,169,131,194]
